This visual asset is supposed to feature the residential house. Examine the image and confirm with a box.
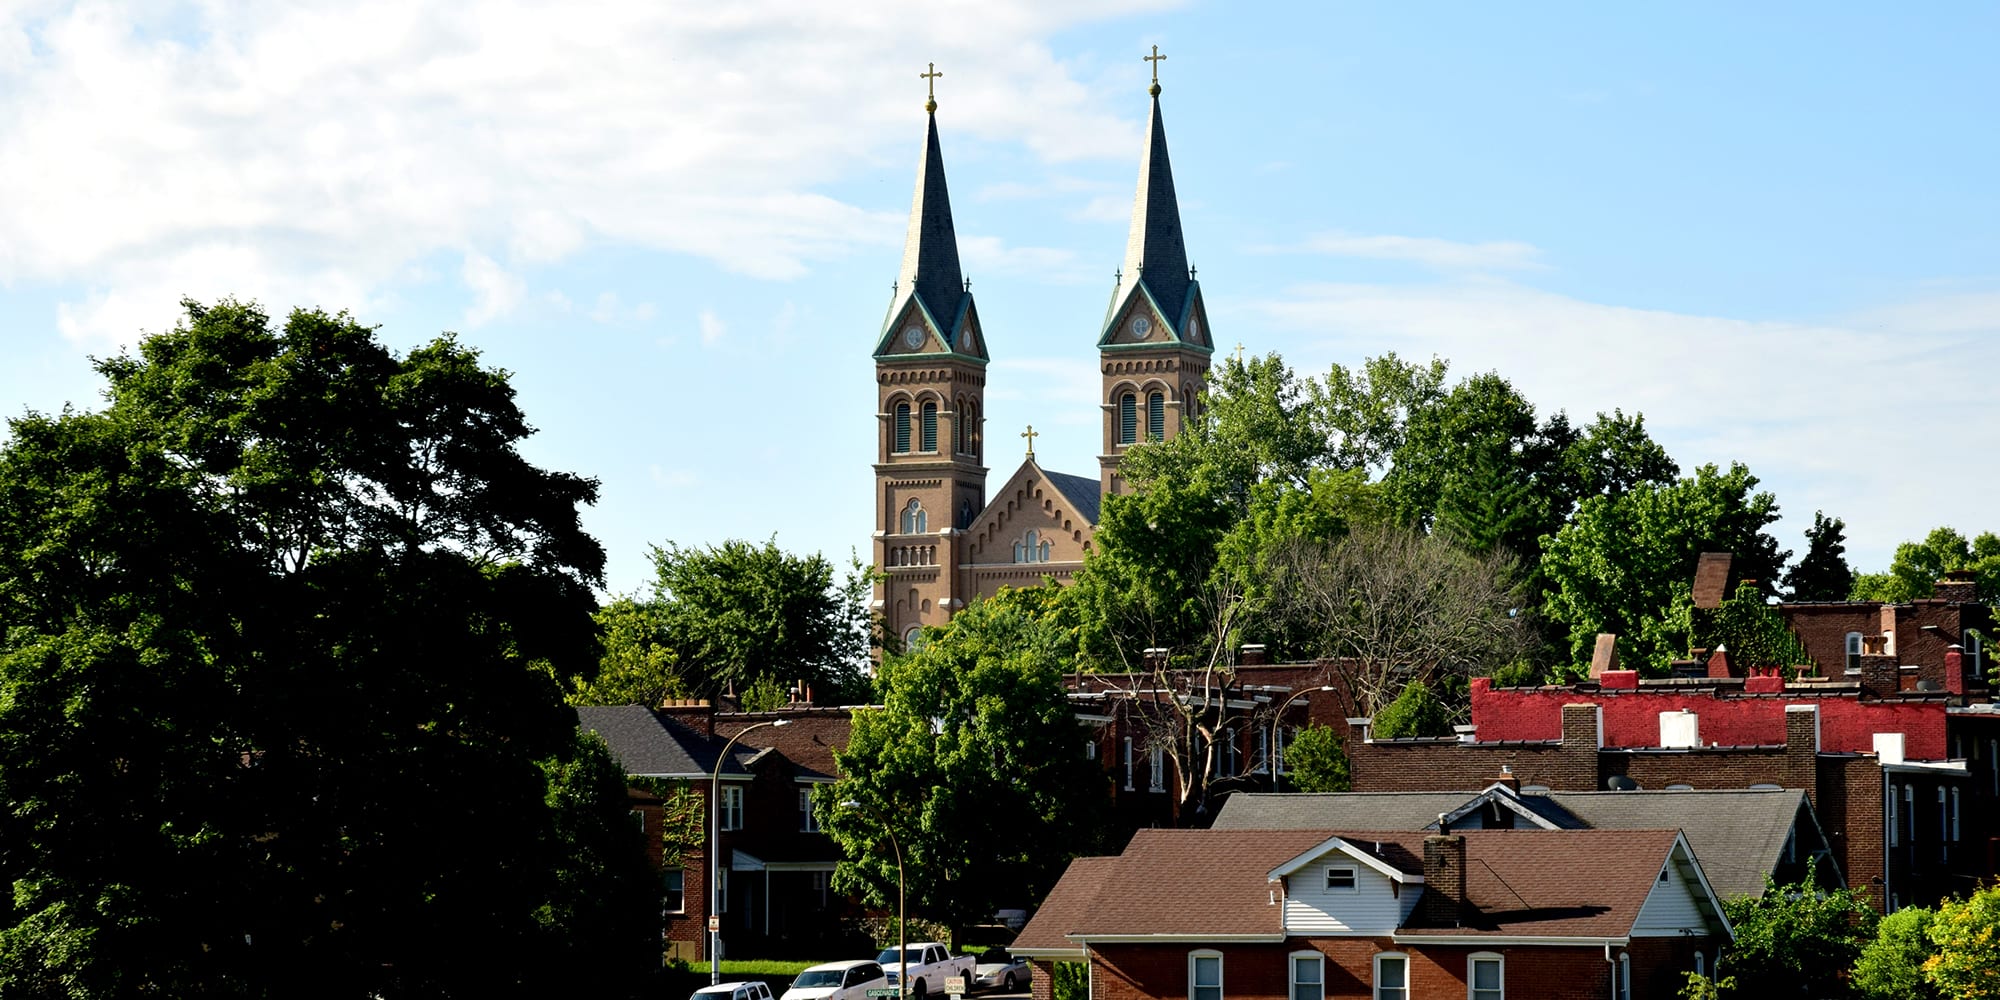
[577,701,856,960]
[1013,827,1731,1000]
[1214,784,1840,900]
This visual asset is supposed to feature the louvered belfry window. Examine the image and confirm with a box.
[921,402,939,452]
[1118,393,1137,444]
[894,403,912,453]
[1148,391,1166,441]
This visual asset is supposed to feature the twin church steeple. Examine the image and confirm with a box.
[871,56,1212,644]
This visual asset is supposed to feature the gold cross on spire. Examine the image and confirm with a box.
[1144,45,1166,96]
[1021,424,1039,459]
[1234,342,1245,363]
[921,62,942,114]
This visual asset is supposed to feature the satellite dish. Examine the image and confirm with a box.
[1606,775,1640,791]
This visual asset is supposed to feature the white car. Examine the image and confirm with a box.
[781,960,889,1000]
[694,982,777,1000]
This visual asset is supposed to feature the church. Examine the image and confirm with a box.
[872,56,1217,646]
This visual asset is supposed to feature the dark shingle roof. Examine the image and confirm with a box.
[1409,829,1682,938]
[1067,829,1331,937]
[1214,788,1811,900]
[1105,96,1191,334]
[1042,469,1101,527]
[576,705,750,779]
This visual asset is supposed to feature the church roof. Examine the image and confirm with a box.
[1101,92,1203,347]
[878,110,971,356]
[1041,468,1102,526]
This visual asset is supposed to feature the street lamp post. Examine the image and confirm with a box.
[711,718,790,984]
[842,799,906,999]
[1269,685,1336,792]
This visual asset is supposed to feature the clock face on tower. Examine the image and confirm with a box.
[902,325,924,349]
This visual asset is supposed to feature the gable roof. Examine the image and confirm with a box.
[1042,468,1102,527]
[1214,787,1819,900]
[576,705,751,779]
[1020,827,1718,945]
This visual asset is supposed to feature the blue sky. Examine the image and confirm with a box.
[3,1,1996,596]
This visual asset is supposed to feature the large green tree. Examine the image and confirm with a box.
[1850,527,2000,604]
[1784,511,1858,601]
[824,586,1108,930]
[0,299,656,998]
[1923,883,2000,999]
[572,539,873,705]
[1540,462,1789,672]
[1852,905,1940,1000]
[1717,861,1876,1000]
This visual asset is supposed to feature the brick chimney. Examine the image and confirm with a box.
[1142,647,1170,671]
[1781,704,1819,790]
[1589,633,1619,678]
[1494,764,1521,794]
[657,698,715,738]
[1420,835,1467,926]
[1557,703,1603,791]
[1946,646,1966,695]
[1706,647,1733,679]
[1239,644,1268,666]
[1934,571,1980,604]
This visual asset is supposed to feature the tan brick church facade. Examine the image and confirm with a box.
[872,73,1215,646]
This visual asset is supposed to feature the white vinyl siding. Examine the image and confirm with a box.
[1632,857,1707,936]
[1282,855,1408,935]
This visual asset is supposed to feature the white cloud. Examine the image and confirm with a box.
[1075,193,1130,223]
[958,234,1086,283]
[698,308,726,346]
[1247,278,2000,570]
[1259,231,1547,271]
[0,0,1177,346]
[1846,289,2000,335]
[460,251,524,327]
[988,355,1101,422]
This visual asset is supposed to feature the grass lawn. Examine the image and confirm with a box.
[718,960,827,978]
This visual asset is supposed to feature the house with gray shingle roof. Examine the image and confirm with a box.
[1014,826,1731,1000]
[1212,784,1840,901]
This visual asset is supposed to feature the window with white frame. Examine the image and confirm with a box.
[1325,867,1356,891]
[1372,953,1408,1000]
[1468,953,1502,1000]
[1123,737,1135,791]
[1256,727,1269,774]
[720,785,745,831]
[1275,727,1289,775]
[1888,785,1900,847]
[811,870,830,908]
[1288,951,1323,1000]
[1189,951,1222,1000]
[1149,746,1166,792]
[799,786,819,832]
[1845,631,1863,672]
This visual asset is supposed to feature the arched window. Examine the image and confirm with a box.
[903,626,925,652]
[894,403,912,453]
[1188,951,1222,1000]
[1118,392,1138,444]
[960,499,973,529]
[1148,391,1166,441]
[1040,538,1052,562]
[1845,631,1863,672]
[920,402,939,452]
[900,499,926,535]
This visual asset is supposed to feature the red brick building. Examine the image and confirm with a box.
[1013,827,1730,1000]
[579,701,856,961]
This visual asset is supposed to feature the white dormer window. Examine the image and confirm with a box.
[1325,867,1356,891]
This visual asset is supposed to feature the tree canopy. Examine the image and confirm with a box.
[570,538,874,706]
[1784,511,1857,601]
[823,586,1108,930]
[0,299,656,998]
[1715,861,1876,1000]
[1850,526,2000,604]
[1540,462,1789,672]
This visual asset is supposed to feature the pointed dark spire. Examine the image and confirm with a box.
[1109,93,1192,330]
[896,111,966,329]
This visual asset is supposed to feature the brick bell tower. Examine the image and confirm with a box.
[872,71,989,649]
[1099,49,1214,498]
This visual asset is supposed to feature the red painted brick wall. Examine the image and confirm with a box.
[1469,679,1949,759]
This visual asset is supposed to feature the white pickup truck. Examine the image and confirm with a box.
[875,942,975,1000]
